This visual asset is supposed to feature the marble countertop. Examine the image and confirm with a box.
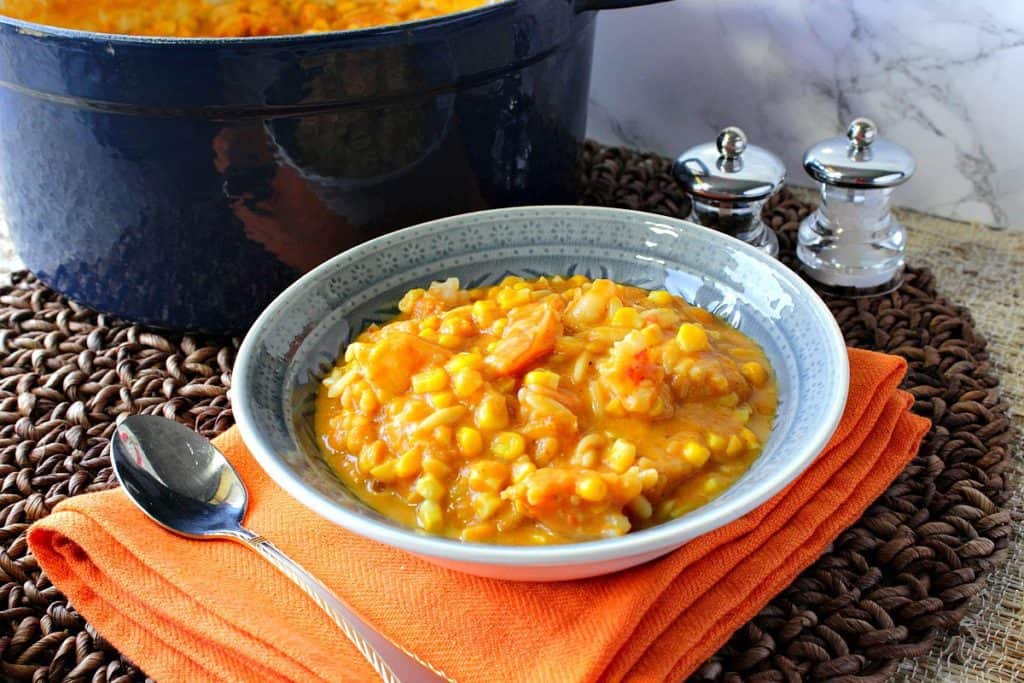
[588,0,1024,230]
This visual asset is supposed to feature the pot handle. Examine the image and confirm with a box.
[574,0,672,12]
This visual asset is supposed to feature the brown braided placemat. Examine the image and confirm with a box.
[0,141,1013,682]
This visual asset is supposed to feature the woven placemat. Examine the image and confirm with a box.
[0,142,1013,682]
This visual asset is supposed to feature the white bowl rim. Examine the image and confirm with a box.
[233,205,849,567]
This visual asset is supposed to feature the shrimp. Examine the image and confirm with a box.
[565,278,617,328]
[365,332,451,395]
[484,301,562,377]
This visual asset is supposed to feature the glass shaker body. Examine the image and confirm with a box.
[797,184,905,294]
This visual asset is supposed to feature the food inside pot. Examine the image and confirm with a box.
[0,0,490,37]
[315,275,779,545]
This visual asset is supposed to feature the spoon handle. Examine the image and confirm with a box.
[233,528,449,683]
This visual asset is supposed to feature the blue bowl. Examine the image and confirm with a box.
[233,206,849,581]
[0,0,664,331]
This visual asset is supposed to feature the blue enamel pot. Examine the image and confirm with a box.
[0,0,665,332]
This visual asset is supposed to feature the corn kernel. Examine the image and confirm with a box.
[439,314,473,337]
[511,459,536,484]
[682,441,711,468]
[534,436,559,465]
[358,389,378,417]
[605,439,637,473]
[468,460,509,492]
[357,440,387,473]
[611,306,643,329]
[398,288,426,313]
[641,324,663,347]
[648,290,674,306]
[456,426,484,457]
[741,427,761,450]
[452,367,484,398]
[717,392,740,408]
[422,456,452,479]
[640,468,660,489]
[677,323,709,352]
[741,361,768,388]
[429,391,457,408]
[395,449,422,478]
[414,474,445,501]
[400,399,432,422]
[496,377,516,393]
[491,318,508,335]
[471,493,503,520]
[702,475,727,495]
[496,287,530,309]
[471,300,501,328]
[432,425,453,446]
[420,314,441,330]
[369,459,397,483]
[726,435,745,457]
[605,513,631,535]
[416,500,443,532]
[412,367,448,393]
[475,394,509,430]
[656,498,677,520]
[733,406,752,424]
[628,495,653,520]
[446,352,484,374]
[491,432,526,461]
[605,398,627,417]
[576,473,608,502]
[437,334,461,349]
[524,369,560,389]
[418,328,439,342]
[707,432,727,453]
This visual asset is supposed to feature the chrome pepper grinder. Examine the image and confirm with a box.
[798,117,916,296]
[673,126,785,256]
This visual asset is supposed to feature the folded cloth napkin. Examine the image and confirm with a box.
[29,348,929,683]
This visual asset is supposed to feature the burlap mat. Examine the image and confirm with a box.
[0,142,1015,682]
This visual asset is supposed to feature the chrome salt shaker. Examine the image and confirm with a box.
[673,127,785,257]
[798,118,916,296]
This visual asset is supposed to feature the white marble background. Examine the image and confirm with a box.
[589,0,1024,230]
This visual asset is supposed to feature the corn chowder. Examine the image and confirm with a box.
[315,276,778,545]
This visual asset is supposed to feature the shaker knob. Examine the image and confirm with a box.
[846,117,877,150]
[716,126,747,159]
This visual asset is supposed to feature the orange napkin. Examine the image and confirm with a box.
[29,348,929,683]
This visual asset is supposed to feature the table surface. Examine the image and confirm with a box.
[2,199,1021,682]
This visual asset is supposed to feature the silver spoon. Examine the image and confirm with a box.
[111,415,448,683]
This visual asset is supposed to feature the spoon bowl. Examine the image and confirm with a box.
[111,416,248,538]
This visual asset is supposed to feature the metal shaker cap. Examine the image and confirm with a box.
[803,118,916,188]
[673,126,786,202]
